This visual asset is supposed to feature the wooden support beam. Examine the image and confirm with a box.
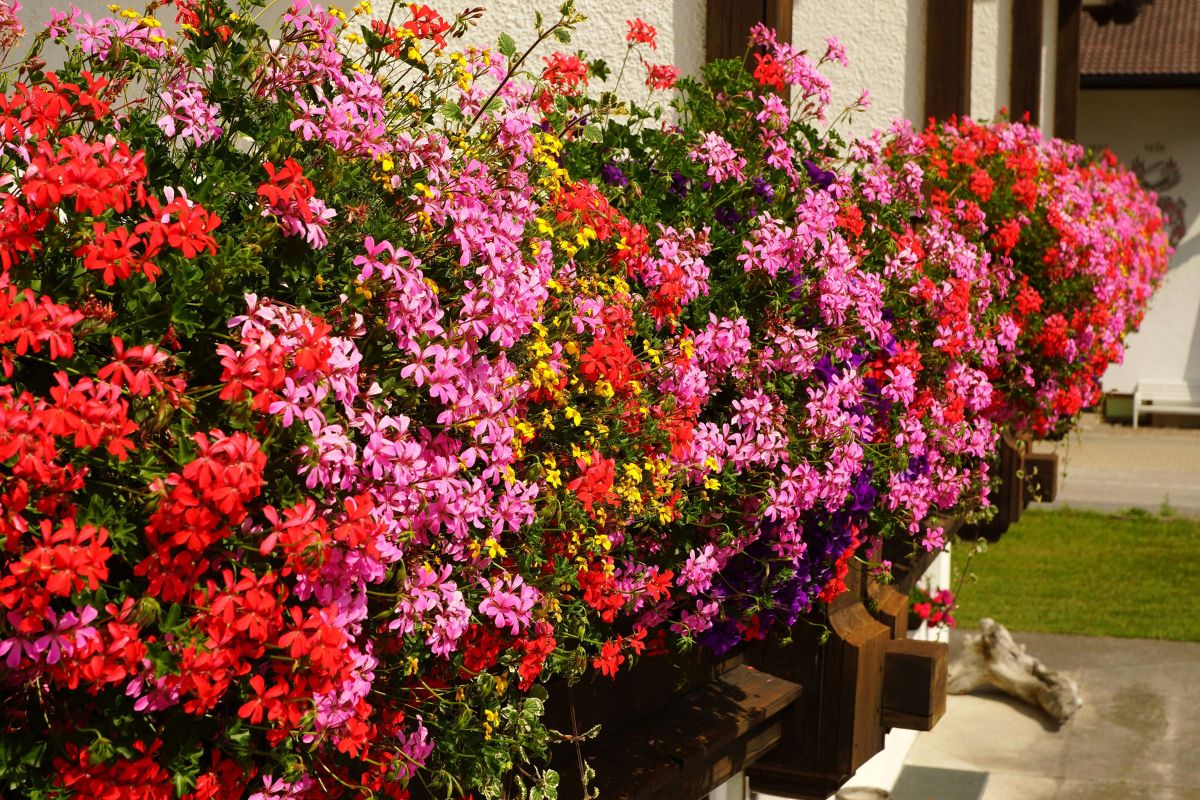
[706,0,766,63]
[924,0,974,121]
[1010,0,1044,124]
[1055,0,1082,139]
[764,0,793,52]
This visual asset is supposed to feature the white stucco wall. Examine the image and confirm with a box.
[792,0,927,133]
[442,0,705,94]
[1038,0,1057,129]
[972,0,1013,121]
[1081,89,1200,395]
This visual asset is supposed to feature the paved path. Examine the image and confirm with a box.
[890,419,1200,799]
[1034,413,1200,516]
[901,631,1200,800]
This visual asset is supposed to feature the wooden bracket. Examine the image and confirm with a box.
[1023,450,1059,503]
[960,430,1027,541]
[883,638,948,731]
[748,566,891,798]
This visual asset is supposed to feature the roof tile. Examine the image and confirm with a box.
[1081,0,1200,76]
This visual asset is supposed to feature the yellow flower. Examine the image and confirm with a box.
[546,467,562,488]
[483,537,507,559]
[564,407,582,426]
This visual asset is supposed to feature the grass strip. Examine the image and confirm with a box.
[951,507,1200,641]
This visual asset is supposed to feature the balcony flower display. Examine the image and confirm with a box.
[0,1,1168,798]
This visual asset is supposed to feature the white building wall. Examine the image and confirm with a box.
[972,0,1013,121]
[792,0,927,134]
[446,0,706,95]
[1038,0,1058,128]
[1082,89,1200,394]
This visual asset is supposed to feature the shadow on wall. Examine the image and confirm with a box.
[672,0,706,81]
[905,0,926,122]
[1132,142,1200,384]
[1176,209,1200,383]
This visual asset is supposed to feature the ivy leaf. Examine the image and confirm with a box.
[497,32,517,58]
[552,27,571,44]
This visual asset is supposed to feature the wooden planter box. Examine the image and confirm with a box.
[549,543,948,800]
[960,430,1058,542]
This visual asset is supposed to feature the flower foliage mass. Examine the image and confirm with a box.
[0,1,1168,798]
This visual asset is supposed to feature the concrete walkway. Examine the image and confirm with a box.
[901,631,1200,800]
[888,416,1200,799]
[1034,412,1200,515]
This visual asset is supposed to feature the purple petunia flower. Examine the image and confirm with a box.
[600,161,628,187]
[669,170,691,198]
[803,158,837,190]
[751,175,776,203]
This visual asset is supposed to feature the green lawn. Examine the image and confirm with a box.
[951,508,1200,641]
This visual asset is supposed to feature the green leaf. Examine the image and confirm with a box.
[581,126,603,143]
[497,32,517,58]
[552,27,571,44]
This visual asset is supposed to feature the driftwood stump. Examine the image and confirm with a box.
[947,618,1083,724]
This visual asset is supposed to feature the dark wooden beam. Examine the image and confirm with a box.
[1010,0,1045,124]
[706,0,769,63]
[924,0,974,121]
[1054,0,1082,139]
[764,0,793,52]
